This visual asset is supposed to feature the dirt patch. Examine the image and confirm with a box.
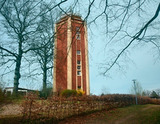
[0,104,22,116]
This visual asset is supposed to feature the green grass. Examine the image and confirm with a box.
[133,105,160,123]
[85,104,160,124]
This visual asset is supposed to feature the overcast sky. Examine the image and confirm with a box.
[89,40,160,95]
[1,0,159,95]
[85,0,160,95]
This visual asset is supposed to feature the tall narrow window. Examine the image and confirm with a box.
[77,66,81,70]
[76,27,80,33]
[76,34,80,40]
[76,27,80,39]
[77,50,81,55]
[77,71,81,76]
[77,60,81,64]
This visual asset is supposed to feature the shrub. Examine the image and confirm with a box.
[60,89,77,97]
[39,87,52,98]
[77,89,85,96]
[21,94,160,122]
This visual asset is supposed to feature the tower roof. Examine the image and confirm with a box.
[57,14,83,24]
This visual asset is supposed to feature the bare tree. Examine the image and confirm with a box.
[0,0,67,95]
[130,80,143,96]
[101,86,110,95]
[0,0,40,95]
[31,3,61,94]
[142,90,151,97]
[155,89,160,97]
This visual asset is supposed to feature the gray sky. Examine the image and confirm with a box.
[84,0,160,95]
[89,41,160,95]
[0,0,160,95]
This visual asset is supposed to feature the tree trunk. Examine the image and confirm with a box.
[42,59,47,98]
[43,67,47,91]
[43,52,47,91]
[13,40,23,95]
[13,56,22,95]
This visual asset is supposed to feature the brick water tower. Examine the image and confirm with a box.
[53,14,90,95]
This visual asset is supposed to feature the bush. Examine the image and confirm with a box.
[60,89,85,97]
[39,87,52,98]
[21,94,160,122]
[60,89,78,97]
[77,89,85,96]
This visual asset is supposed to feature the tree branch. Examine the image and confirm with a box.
[0,0,6,10]
[103,3,160,75]
[0,46,18,58]
[84,0,95,21]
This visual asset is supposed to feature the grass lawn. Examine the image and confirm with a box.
[59,104,160,124]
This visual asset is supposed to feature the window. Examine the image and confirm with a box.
[77,50,81,55]
[78,86,81,89]
[76,27,80,33]
[77,66,81,70]
[76,34,80,40]
[77,60,81,64]
[77,71,81,76]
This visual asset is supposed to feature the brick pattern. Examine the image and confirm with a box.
[54,15,89,94]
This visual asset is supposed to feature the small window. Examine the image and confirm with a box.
[77,66,81,70]
[77,60,81,64]
[76,34,80,40]
[77,50,81,55]
[78,86,81,89]
[76,31,80,34]
[76,27,80,35]
[77,71,81,76]
[76,27,80,32]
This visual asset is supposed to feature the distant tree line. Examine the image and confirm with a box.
[130,80,160,99]
[142,89,160,99]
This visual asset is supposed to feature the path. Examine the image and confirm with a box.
[0,104,22,117]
